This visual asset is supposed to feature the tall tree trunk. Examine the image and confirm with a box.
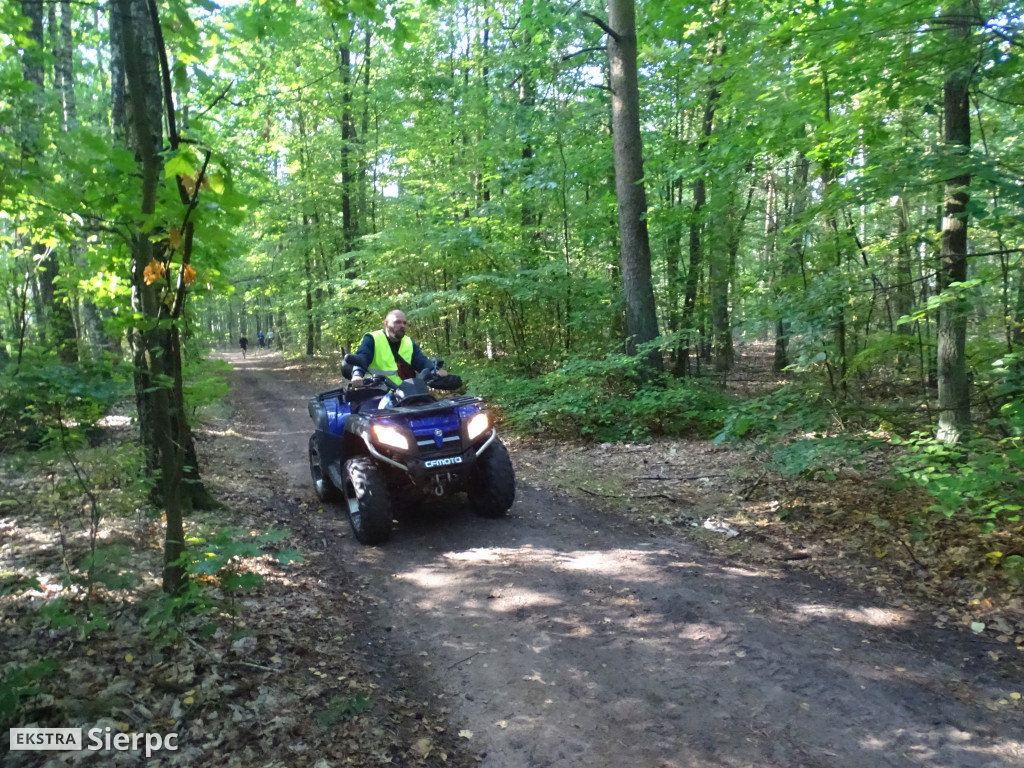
[892,194,917,336]
[518,33,540,257]
[766,170,784,369]
[113,0,189,592]
[678,92,719,376]
[36,249,77,362]
[820,70,847,396]
[339,33,357,253]
[17,0,75,359]
[1014,251,1024,347]
[711,176,751,373]
[678,171,705,377]
[18,0,43,139]
[605,0,660,370]
[664,182,683,350]
[48,0,98,362]
[59,0,109,359]
[304,246,315,356]
[358,29,372,237]
[936,3,973,442]
[775,153,809,371]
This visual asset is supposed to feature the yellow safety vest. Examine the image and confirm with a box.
[369,330,414,385]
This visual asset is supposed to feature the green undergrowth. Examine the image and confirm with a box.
[0,351,128,453]
[459,352,730,442]
[709,376,1024,583]
[0,397,302,729]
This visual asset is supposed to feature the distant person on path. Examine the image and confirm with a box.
[267,329,275,348]
[239,335,248,358]
[257,330,265,348]
[350,309,446,386]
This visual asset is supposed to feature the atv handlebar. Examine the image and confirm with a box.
[342,353,461,392]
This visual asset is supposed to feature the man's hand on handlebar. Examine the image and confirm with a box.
[350,374,365,387]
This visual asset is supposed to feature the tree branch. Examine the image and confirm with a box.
[170,150,211,318]
[146,0,180,153]
[582,12,619,42]
[562,45,606,61]
[195,81,235,120]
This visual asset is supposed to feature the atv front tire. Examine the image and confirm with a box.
[309,434,341,502]
[343,456,393,544]
[468,438,516,517]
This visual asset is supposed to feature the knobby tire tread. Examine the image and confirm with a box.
[469,439,516,517]
[309,434,341,502]
[344,456,393,544]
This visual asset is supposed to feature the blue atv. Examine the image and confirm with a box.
[307,354,516,544]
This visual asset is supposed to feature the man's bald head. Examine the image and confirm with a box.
[384,310,407,341]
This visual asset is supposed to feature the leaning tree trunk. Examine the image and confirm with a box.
[605,0,660,371]
[936,3,973,443]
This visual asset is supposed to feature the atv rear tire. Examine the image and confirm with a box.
[309,434,341,502]
[344,456,393,544]
[468,438,516,517]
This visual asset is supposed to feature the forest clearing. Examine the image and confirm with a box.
[3,0,1024,765]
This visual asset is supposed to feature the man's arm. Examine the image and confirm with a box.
[409,341,447,376]
[350,334,375,382]
[408,340,433,373]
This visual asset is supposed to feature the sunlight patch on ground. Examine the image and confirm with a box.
[98,414,133,427]
[556,551,624,573]
[445,547,504,563]
[720,565,771,578]
[443,545,695,582]
[396,566,462,590]
[857,730,1020,763]
[793,603,911,627]
[677,622,729,642]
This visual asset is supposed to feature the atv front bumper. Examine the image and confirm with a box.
[369,429,497,487]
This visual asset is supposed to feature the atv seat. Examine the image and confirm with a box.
[347,385,385,413]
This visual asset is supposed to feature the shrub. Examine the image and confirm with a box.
[465,352,728,442]
[0,354,125,453]
[713,382,835,445]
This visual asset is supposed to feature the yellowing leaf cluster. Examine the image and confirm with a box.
[143,258,166,285]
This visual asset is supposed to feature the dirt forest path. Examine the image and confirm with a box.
[222,351,1021,768]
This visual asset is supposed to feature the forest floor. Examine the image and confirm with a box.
[2,348,1023,767]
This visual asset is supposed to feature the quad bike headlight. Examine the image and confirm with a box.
[466,412,491,441]
[372,424,410,451]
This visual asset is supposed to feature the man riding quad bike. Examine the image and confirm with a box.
[307,354,516,544]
